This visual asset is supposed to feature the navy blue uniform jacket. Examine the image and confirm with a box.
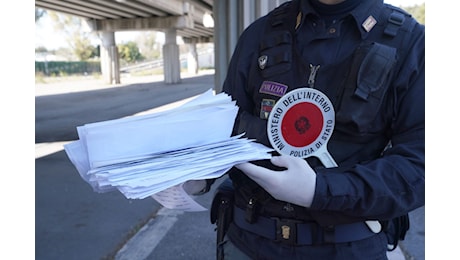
[222,0,425,225]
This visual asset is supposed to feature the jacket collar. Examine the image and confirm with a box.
[298,0,386,39]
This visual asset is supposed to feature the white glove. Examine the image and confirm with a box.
[182,180,207,195]
[235,155,316,208]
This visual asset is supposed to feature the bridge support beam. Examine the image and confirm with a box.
[99,31,120,85]
[163,28,181,84]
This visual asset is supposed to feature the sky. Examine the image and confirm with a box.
[35,0,426,50]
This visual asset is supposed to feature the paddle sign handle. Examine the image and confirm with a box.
[316,146,338,168]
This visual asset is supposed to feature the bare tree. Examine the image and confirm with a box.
[35,8,46,22]
[48,11,98,60]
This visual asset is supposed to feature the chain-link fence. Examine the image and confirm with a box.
[35,61,101,76]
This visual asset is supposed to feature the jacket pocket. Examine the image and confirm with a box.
[335,42,397,134]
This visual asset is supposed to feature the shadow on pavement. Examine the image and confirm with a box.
[35,74,214,143]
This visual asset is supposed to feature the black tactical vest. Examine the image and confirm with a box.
[231,0,418,222]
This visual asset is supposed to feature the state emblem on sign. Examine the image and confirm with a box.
[267,88,338,168]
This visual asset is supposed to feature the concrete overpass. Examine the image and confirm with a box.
[35,0,289,91]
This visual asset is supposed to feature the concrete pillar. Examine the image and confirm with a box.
[213,0,240,93]
[187,43,199,75]
[241,0,256,31]
[213,0,291,92]
[163,28,181,84]
[227,0,238,59]
[99,31,120,84]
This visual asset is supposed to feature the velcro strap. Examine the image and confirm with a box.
[260,31,291,51]
[271,52,290,65]
[384,11,405,37]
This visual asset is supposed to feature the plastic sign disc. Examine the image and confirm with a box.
[267,88,338,168]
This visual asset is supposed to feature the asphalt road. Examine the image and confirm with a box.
[35,72,424,260]
[35,72,218,260]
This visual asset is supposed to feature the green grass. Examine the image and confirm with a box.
[35,73,102,84]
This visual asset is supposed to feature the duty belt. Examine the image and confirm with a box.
[233,206,376,245]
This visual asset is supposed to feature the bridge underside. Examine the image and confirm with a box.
[35,0,289,90]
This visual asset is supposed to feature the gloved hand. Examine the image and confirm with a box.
[235,155,316,208]
[182,180,207,195]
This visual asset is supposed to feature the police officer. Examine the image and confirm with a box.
[202,0,424,259]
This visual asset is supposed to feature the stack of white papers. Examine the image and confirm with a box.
[64,89,273,210]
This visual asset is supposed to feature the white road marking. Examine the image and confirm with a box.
[115,207,184,260]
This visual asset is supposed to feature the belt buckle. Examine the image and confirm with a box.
[274,218,301,245]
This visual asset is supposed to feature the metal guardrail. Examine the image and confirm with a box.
[120,59,164,73]
[120,49,214,73]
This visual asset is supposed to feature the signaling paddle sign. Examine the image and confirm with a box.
[267,88,338,168]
